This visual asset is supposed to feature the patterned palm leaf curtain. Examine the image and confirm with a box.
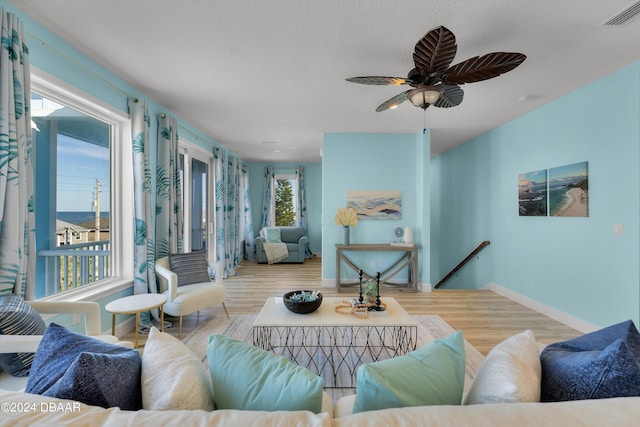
[0,10,35,299]
[155,114,183,259]
[213,147,244,277]
[260,166,275,229]
[226,156,241,274]
[296,166,312,258]
[128,98,159,329]
[242,164,256,261]
[213,146,225,273]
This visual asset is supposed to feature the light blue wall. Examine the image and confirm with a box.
[431,62,640,328]
[247,162,323,254]
[322,131,430,285]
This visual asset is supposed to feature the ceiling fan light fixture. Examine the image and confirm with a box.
[408,86,443,108]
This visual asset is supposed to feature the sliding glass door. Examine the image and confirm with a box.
[179,141,214,260]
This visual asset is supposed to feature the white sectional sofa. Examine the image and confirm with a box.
[2,388,639,427]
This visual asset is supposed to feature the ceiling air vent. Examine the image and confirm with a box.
[602,1,640,26]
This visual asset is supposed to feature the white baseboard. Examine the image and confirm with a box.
[103,315,136,338]
[321,278,336,288]
[483,282,597,333]
[418,282,432,292]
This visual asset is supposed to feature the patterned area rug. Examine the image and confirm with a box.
[183,313,484,399]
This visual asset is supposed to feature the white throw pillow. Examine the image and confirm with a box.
[141,327,214,410]
[463,329,541,405]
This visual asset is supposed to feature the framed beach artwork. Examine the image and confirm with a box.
[347,190,401,219]
[549,161,588,217]
[518,169,548,216]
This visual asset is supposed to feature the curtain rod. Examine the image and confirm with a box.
[178,123,208,144]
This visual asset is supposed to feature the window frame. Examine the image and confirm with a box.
[32,68,134,301]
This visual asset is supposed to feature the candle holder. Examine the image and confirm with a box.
[368,272,386,312]
[358,269,364,304]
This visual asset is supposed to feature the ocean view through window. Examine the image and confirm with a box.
[32,91,113,296]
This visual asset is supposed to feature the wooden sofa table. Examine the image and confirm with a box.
[335,243,419,292]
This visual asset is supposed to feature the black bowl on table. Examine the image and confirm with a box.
[283,290,323,314]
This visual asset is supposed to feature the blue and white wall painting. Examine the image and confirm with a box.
[347,190,402,220]
[518,161,588,217]
[518,169,548,216]
[549,162,588,217]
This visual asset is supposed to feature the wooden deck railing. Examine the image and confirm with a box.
[434,240,491,289]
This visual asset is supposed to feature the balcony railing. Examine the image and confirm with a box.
[38,240,111,296]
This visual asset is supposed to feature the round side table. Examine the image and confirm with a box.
[105,293,167,348]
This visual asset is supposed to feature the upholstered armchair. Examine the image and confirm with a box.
[155,253,229,336]
[255,227,310,264]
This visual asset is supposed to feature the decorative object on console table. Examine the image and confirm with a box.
[335,207,358,245]
[403,226,413,243]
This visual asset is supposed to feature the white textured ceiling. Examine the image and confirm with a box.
[9,0,640,162]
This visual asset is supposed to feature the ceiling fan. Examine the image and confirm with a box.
[346,26,527,112]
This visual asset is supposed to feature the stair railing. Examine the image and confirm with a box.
[434,240,491,289]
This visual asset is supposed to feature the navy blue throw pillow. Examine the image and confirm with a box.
[540,320,640,402]
[25,323,142,410]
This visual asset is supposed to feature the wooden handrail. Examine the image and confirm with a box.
[434,240,491,289]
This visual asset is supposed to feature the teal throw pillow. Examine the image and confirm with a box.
[263,227,282,243]
[206,334,325,412]
[352,330,466,413]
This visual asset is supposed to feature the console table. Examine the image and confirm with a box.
[335,243,419,292]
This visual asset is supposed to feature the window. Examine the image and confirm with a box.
[32,70,132,299]
[272,173,298,227]
[178,139,215,261]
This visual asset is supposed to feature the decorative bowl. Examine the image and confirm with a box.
[283,290,323,314]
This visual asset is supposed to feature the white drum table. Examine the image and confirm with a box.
[253,296,418,388]
[105,293,167,348]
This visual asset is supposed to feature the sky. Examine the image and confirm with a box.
[57,134,110,212]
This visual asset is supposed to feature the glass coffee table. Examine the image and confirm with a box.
[253,296,418,388]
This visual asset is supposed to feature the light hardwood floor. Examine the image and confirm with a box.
[126,257,581,355]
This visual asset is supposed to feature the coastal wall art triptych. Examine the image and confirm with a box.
[518,161,589,217]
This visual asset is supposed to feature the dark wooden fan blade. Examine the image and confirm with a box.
[375,90,412,112]
[443,52,527,85]
[346,76,408,86]
[434,85,464,108]
[413,26,457,75]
